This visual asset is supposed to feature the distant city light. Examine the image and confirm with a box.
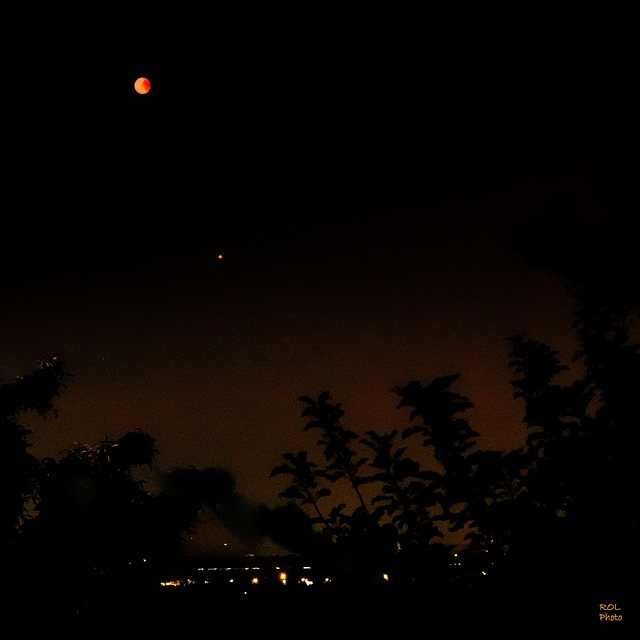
[160,580,181,587]
[158,557,466,592]
[160,579,195,587]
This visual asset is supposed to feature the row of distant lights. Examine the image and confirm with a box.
[161,566,326,589]
[161,571,492,588]
[161,554,491,588]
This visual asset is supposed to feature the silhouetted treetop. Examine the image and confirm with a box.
[1,358,69,551]
[108,430,158,471]
[395,374,478,462]
[298,393,369,511]
[270,451,331,523]
[0,356,68,419]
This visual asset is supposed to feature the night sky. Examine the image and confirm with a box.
[4,12,638,554]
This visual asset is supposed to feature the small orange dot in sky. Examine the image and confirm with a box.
[134,77,151,94]
[218,254,223,260]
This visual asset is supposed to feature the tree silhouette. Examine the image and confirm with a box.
[0,357,68,552]
[360,428,438,545]
[258,501,319,555]
[504,179,640,588]
[458,335,597,583]
[359,428,444,584]
[165,465,236,518]
[394,374,478,520]
[3,175,637,631]
[272,385,475,586]
[271,175,640,599]
[17,431,169,626]
[298,392,370,514]
[270,451,330,525]
[12,434,241,636]
[0,356,241,636]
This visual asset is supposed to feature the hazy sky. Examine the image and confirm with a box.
[4,12,638,554]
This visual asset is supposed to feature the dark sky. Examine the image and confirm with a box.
[4,11,638,554]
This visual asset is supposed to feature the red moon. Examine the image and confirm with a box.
[134,77,151,94]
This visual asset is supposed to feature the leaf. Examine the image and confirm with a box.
[270,464,293,478]
[279,486,304,500]
[392,446,408,460]
[401,425,423,439]
[354,457,369,470]
[329,503,347,517]
[370,505,388,522]
[322,470,344,483]
[418,469,443,482]
[428,373,462,391]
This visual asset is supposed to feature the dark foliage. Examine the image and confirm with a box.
[2,174,638,633]
[0,357,69,550]
[272,177,640,598]
[0,361,240,636]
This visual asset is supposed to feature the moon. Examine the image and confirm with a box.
[134,77,151,94]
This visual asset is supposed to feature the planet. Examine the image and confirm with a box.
[134,77,151,94]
